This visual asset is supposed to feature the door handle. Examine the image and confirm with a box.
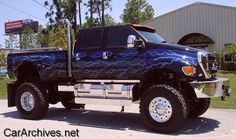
[103,51,109,60]
[75,53,80,60]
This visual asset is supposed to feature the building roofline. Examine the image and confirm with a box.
[143,2,236,24]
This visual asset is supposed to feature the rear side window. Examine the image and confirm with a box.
[77,29,103,48]
[107,27,134,48]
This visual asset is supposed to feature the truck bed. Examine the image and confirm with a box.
[7,50,68,81]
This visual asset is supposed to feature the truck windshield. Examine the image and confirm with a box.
[138,31,166,43]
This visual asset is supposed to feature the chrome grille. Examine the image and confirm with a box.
[198,52,216,79]
[208,54,217,74]
[201,55,209,71]
[199,53,217,79]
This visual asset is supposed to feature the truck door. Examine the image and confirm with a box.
[101,26,146,79]
[72,28,105,79]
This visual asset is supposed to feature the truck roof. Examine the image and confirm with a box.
[79,24,156,33]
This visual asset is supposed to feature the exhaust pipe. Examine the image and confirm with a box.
[66,19,72,78]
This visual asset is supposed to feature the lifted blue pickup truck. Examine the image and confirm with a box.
[7,22,230,133]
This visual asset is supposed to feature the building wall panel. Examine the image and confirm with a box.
[144,3,236,52]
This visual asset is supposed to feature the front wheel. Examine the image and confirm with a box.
[189,98,210,118]
[15,82,49,119]
[140,84,189,133]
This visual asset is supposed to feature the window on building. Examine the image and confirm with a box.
[224,54,233,61]
[178,33,214,50]
[224,55,236,61]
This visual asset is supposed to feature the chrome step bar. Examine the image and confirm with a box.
[77,79,140,83]
[75,97,132,106]
[58,81,137,106]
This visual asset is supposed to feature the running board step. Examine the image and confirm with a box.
[75,97,132,106]
[58,83,135,106]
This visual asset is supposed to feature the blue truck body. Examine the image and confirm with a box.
[7,43,201,82]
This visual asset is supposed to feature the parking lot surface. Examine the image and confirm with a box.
[0,99,236,139]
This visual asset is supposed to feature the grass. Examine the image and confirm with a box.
[0,72,235,109]
[0,78,11,99]
[210,71,236,109]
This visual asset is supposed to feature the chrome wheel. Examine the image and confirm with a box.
[20,92,35,112]
[149,97,172,123]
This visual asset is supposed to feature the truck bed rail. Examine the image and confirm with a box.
[8,47,62,54]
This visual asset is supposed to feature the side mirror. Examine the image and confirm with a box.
[127,35,144,48]
[127,35,136,48]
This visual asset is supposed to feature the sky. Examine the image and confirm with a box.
[0,0,236,47]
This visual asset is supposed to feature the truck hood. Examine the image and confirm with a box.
[146,42,202,54]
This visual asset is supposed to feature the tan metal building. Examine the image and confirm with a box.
[143,2,236,52]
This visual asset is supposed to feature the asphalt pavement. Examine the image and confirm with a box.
[0,99,236,139]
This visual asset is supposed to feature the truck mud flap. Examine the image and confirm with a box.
[7,82,17,107]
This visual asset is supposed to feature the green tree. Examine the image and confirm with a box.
[48,25,67,49]
[121,0,154,24]
[37,25,52,47]
[35,25,72,49]
[84,0,112,27]
[84,0,95,27]
[104,14,116,26]
[34,25,68,48]
[45,0,80,35]
[4,34,18,49]
[94,0,112,26]
[223,44,236,56]
[0,51,6,67]
[20,28,40,49]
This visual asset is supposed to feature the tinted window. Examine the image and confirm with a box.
[107,27,134,48]
[77,29,103,48]
[138,31,166,43]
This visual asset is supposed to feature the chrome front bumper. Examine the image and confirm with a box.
[190,78,231,98]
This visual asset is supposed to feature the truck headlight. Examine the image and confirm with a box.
[182,66,196,76]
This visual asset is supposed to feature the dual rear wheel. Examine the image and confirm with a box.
[15,82,49,119]
[15,82,84,119]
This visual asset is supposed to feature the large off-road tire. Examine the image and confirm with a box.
[60,93,85,110]
[15,82,49,119]
[189,98,210,118]
[140,84,189,133]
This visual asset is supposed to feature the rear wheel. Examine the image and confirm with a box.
[15,82,49,119]
[189,98,210,118]
[61,99,85,110]
[60,93,85,110]
[140,84,189,133]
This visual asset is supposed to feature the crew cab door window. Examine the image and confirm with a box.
[107,27,134,48]
[77,28,103,49]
